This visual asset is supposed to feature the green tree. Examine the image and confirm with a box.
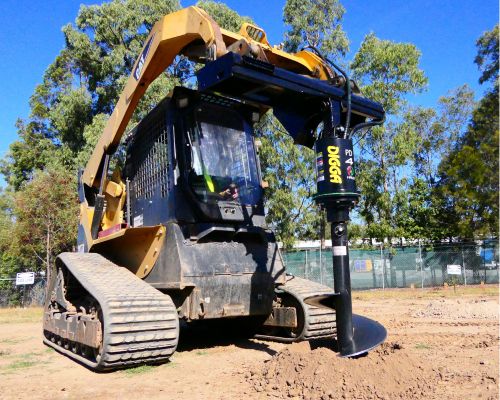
[396,86,474,241]
[435,25,499,239]
[256,118,320,249]
[254,0,350,248]
[1,121,57,190]
[283,0,349,57]
[12,167,79,282]
[352,33,427,114]
[196,1,252,31]
[474,24,499,86]
[351,33,427,242]
[3,0,183,191]
[62,0,181,115]
[0,192,16,279]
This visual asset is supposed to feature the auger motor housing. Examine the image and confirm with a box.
[314,136,359,219]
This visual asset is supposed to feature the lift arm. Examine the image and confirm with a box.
[82,6,223,188]
[82,6,333,190]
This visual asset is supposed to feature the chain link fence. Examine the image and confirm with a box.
[0,242,497,306]
[283,242,499,289]
[0,278,46,307]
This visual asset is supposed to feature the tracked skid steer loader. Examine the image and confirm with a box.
[43,6,386,371]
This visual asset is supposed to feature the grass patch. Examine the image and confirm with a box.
[4,359,40,371]
[122,361,176,374]
[414,343,432,350]
[0,338,22,345]
[20,351,44,358]
[122,365,155,375]
[195,351,208,356]
[0,307,43,324]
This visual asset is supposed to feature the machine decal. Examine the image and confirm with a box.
[333,245,347,256]
[133,33,156,81]
[345,148,355,180]
[327,145,342,184]
[347,165,354,179]
[316,154,325,182]
[133,214,144,227]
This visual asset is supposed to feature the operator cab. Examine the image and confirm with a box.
[124,87,266,229]
[185,103,262,206]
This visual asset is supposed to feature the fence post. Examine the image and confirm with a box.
[319,245,324,285]
[419,239,424,290]
[462,248,467,286]
[483,244,486,283]
[380,244,385,290]
[305,250,308,280]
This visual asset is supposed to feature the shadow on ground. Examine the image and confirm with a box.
[177,319,277,356]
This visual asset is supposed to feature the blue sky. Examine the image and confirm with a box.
[0,0,497,164]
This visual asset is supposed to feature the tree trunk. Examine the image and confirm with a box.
[46,228,51,289]
[381,155,388,193]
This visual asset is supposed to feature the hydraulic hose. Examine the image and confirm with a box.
[302,45,352,138]
[350,114,386,143]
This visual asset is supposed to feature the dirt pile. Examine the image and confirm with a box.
[246,341,439,400]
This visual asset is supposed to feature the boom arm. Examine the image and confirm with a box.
[82,7,224,188]
[82,6,333,190]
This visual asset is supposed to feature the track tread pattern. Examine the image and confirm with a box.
[43,252,179,371]
[280,276,337,340]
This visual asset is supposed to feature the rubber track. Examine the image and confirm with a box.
[256,276,337,342]
[43,252,179,371]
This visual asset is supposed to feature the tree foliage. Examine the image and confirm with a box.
[283,0,349,58]
[474,24,499,85]
[256,117,320,249]
[351,34,428,242]
[434,25,499,239]
[12,167,79,280]
[352,33,427,114]
[196,1,252,32]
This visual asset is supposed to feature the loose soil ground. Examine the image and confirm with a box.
[0,285,497,400]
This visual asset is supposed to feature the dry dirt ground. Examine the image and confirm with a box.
[0,286,498,400]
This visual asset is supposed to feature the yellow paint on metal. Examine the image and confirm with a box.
[102,170,126,231]
[91,225,166,278]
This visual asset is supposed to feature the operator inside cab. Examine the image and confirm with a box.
[186,103,262,206]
